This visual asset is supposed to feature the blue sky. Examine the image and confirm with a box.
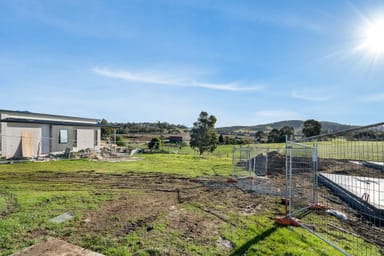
[1,0,384,127]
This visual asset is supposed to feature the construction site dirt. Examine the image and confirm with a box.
[4,162,383,255]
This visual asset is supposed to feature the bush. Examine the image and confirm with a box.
[148,137,162,151]
[115,136,127,146]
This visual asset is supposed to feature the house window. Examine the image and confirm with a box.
[73,130,77,147]
[59,129,68,144]
[94,129,98,146]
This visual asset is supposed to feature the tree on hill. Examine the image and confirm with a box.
[268,128,280,143]
[218,134,224,144]
[278,126,295,142]
[255,131,265,143]
[190,111,218,155]
[302,119,321,137]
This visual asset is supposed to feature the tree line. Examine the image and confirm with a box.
[100,119,188,138]
[101,112,323,155]
[253,119,321,143]
[189,112,322,155]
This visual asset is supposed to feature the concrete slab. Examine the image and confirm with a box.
[363,161,384,170]
[11,237,105,256]
[49,212,73,223]
[320,173,384,210]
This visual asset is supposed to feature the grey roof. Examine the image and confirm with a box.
[0,118,101,127]
[0,109,99,122]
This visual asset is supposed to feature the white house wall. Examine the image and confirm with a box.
[0,110,101,158]
[74,128,99,151]
[3,123,42,159]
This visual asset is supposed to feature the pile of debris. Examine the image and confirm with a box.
[247,151,285,176]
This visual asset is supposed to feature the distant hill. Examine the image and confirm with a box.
[217,120,357,135]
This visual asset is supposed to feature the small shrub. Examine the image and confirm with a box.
[116,136,127,146]
[148,137,162,151]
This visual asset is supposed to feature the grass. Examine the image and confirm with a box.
[229,140,384,162]
[0,154,232,177]
[0,144,381,255]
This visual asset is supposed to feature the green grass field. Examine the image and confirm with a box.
[0,144,381,255]
[230,140,384,162]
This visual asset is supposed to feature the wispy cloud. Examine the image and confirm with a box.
[207,3,322,32]
[7,1,132,39]
[93,67,264,92]
[359,93,384,102]
[252,110,301,123]
[291,90,331,101]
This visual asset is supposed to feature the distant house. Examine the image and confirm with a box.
[0,109,103,159]
[168,136,183,144]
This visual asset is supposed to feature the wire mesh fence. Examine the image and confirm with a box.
[231,144,287,196]
[232,144,287,178]
[232,145,253,179]
[286,142,317,218]
[231,123,384,255]
[289,123,384,256]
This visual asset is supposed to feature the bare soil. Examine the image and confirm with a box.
[11,237,104,256]
[9,156,384,255]
[13,171,279,255]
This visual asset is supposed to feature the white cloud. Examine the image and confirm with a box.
[93,67,263,92]
[193,82,263,91]
[252,110,301,124]
[291,90,330,101]
[360,93,384,102]
[210,3,322,32]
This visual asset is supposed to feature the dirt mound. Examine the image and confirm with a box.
[250,151,285,176]
[266,151,285,175]
[11,237,104,256]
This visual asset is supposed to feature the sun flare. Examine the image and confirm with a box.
[359,17,384,57]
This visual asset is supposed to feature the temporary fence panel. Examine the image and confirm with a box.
[232,146,253,179]
[232,144,287,178]
[232,144,287,197]
[286,142,317,218]
[252,147,269,176]
[250,145,287,176]
[286,123,384,256]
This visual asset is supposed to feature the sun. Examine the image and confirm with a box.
[358,17,384,57]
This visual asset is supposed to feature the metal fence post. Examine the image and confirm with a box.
[288,141,293,216]
[232,147,235,178]
[248,145,252,176]
[284,139,289,215]
[265,148,269,176]
[312,144,318,205]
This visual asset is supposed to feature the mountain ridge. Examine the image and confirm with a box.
[217,120,358,134]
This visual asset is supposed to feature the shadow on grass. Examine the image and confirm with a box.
[230,225,279,256]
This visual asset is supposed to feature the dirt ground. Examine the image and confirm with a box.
[9,171,281,255]
[11,237,104,256]
[8,156,384,255]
